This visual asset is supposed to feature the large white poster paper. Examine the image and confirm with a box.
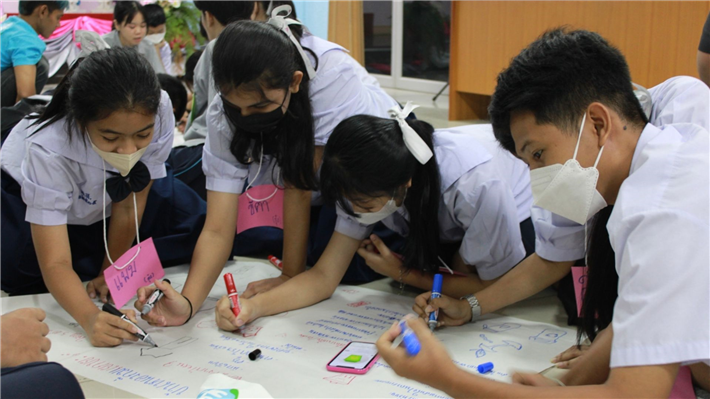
[1,261,576,398]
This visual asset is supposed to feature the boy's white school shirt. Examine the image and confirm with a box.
[532,76,710,263]
[607,122,709,368]
[334,124,533,281]
[202,34,398,198]
[0,91,174,226]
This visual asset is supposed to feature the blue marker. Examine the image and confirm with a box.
[428,274,443,331]
[477,362,494,374]
[392,319,421,356]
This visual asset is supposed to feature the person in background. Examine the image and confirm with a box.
[1,308,84,399]
[1,1,68,107]
[697,12,710,87]
[143,3,174,76]
[157,73,188,127]
[102,1,166,74]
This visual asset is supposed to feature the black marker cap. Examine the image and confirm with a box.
[248,349,261,361]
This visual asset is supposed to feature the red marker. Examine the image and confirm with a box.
[268,255,283,270]
[223,273,241,318]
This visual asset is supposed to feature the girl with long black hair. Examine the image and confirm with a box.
[136,7,399,327]
[0,47,205,346]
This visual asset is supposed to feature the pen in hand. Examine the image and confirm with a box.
[102,303,158,347]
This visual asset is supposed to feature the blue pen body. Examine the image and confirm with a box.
[428,274,443,331]
[399,321,421,356]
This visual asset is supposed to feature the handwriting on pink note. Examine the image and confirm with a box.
[103,238,164,308]
[236,184,284,234]
[571,266,588,317]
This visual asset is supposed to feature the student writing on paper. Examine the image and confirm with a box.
[322,115,533,298]
[411,74,710,333]
[136,10,399,327]
[0,48,205,346]
[211,110,533,330]
[375,28,710,397]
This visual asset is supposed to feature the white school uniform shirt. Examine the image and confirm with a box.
[0,91,174,226]
[202,33,399,198]
[533,76,710,262]
[182,39,216,145]
[334,125,533,280]
[102,31,166,74]
[608,122,709,368]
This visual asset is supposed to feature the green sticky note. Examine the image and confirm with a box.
[344,354,362,363]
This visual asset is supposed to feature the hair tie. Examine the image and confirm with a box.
[388,102,433,164]
[267,5,316,80]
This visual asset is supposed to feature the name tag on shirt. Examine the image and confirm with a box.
[571,266,588,317]
[104,237,165,308]
[236,184,284,234]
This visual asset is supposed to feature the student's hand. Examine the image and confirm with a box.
[81,309,139,347]
[215,295,259,331]
[135,280,192,327]
[413,291,471,327]
[550,344,591,369]
[242,274,290,299]
[86,275,111,303]
[376,317,458,390]
[512,372,563,387]
[357,234,402,279]
[1,308,52,367]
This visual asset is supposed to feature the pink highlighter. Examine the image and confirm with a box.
[223,273,241,318]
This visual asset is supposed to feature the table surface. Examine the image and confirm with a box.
[7,256,573,398]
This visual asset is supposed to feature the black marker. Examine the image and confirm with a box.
[102,303,158,347]
[142,279,171,314]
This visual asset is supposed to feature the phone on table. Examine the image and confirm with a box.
[326,341,380,374]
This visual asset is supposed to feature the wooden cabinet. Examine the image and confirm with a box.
[449,1,710,120]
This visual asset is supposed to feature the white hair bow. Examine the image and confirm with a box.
[388,102,433,164]
[267,5,316,80]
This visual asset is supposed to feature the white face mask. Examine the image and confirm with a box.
[529,113,607,225]
[144,32,165,45]
[354,197,399,225]
[90,141,148,177]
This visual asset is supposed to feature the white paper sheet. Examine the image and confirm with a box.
[1,260,577,398]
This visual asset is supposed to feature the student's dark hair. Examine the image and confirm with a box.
[489,28,649,156]
[183,49,203,86]
[578,205,618,344]
[112,1,145,30]
[321,115,441,273]
[158,74,187,122]
[212,20,318,191]
[31,47,162,141]
[18,1,68,15]
[194,1,302,35]
[143,3,166,27]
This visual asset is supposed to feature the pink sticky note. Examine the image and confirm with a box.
[670,366,695,399]
[571,266,588,317]
[236,184,284,234]
[103,237,164,308]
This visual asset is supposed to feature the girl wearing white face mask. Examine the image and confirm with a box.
[102,1,166,74]
[211,107,535,331]
[143,3,174,76]
[0,48,205,347]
